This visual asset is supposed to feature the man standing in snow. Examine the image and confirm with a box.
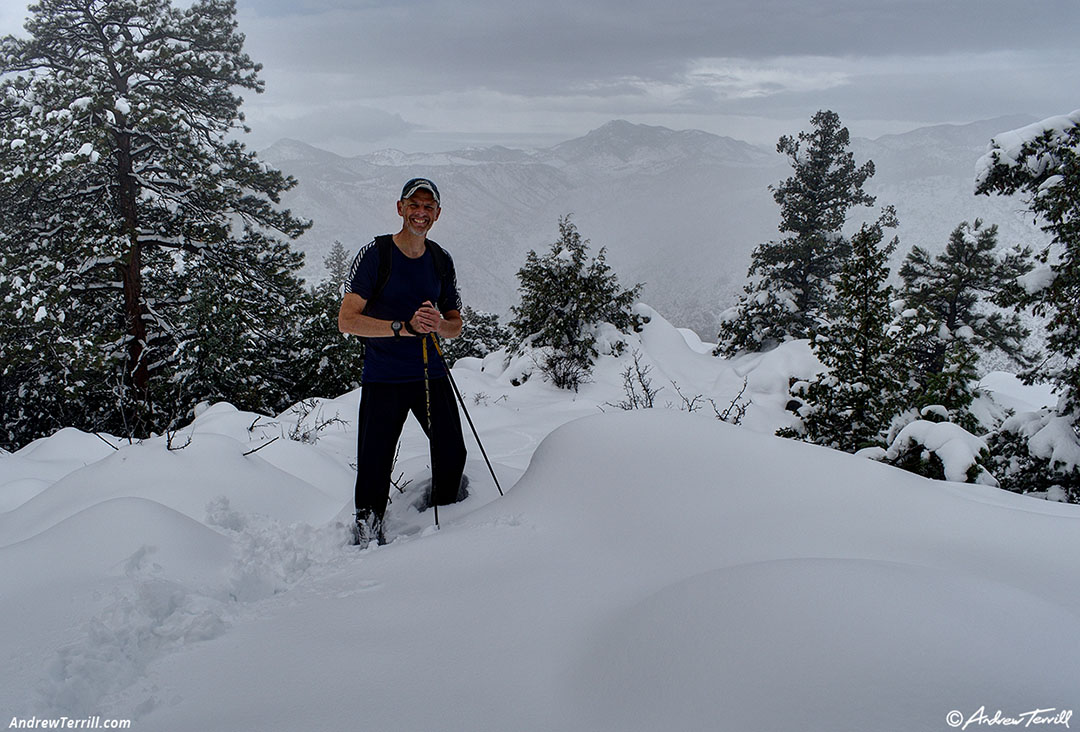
[338,178,467,546]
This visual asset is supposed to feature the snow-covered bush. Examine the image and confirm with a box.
[508,216,642,391]
[985,409,1080,502]
[882,414,998,486]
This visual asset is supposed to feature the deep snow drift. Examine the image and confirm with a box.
[1,306,1076,732]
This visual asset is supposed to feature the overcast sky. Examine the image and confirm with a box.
[2,0,1078,155]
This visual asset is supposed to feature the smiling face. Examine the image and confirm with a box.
[397,189,441,237]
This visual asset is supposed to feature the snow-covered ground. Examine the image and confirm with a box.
[1,306,1076,732]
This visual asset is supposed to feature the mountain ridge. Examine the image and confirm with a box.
[261,115,1050,337]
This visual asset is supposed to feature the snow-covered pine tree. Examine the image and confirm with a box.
[286,243,366,400]
[976,111,1080,500]
[780,214,901,452]
[439,305,510,367]
[899,221,1031,375]
[509,216,642,391]
[0,0,310,446]
[716,110,876,356]
[322,240,350,288]
[894,220,1032,431]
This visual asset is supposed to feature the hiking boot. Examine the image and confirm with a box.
[352,509,386,548]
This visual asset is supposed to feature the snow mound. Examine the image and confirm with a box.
[571,558,1080,732]
[0,433,342,547]
[0,496,232,586]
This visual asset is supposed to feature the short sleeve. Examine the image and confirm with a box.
[345,239,379,299]
[438,252,462,313]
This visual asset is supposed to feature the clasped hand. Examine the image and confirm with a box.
[410,301,441,335]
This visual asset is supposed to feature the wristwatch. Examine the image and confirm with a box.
[391,320,403,338]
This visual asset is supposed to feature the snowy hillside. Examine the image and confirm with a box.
[2,306,1075,732]
[262,117,1050,337]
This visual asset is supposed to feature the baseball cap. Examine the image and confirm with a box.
[400,177,440,205]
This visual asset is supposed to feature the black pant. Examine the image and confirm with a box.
[354,378,466,519]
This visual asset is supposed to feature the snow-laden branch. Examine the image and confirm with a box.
[975,110,1080,189]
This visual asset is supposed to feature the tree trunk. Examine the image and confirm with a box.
[114,121,149,398]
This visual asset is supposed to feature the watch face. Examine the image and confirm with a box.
[392,320,402,334]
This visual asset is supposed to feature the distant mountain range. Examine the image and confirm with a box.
[261,115,1048,337]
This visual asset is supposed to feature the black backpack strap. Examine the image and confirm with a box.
[425,239,448,282]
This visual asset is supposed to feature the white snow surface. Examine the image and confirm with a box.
[2,306,1078,731]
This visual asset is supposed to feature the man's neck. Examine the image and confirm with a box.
[392,230,427,258]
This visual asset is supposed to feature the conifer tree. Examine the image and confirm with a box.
[509,216,642,391]
[287,244,366,400]
[0,0,309,446]
[899,220,1031,377]
[717,110,876,356]
[976,115,1080,416]
[322,240,351,289]
[976,112,1080,500]
[780,216,901,452]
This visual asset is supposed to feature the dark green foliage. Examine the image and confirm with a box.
[717,110,876,355]
[977,116,1080,416]
[780,217,901,452]
[0,0,311,448]
[283,245,366,401]
[889,220,1032,432]
[509,216,642,391]
[439,305,510,367]
[985,416,1080,502]
[899,220,1032,375]
[976,113,1080,500]
[886,426,994,484]
[885,439,950,482]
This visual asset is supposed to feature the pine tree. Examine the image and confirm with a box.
[0,0,310,446]
[286,244,366,400]
[717,110,876,356]
[322,240,350,289]
[780,217,901,452]
[899,221,1032,377]
[976,115,1080,416]
[976,111,1080,500]
[509,216,642,391]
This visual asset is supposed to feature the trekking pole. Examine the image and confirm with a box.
[421,336,440,529]
[429,334,503,496]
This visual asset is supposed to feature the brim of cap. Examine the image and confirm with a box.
[402,184,439,202]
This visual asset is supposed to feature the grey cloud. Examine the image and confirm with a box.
[239,0,1080,99]
[240,97,417,152]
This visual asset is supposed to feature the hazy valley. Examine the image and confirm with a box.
[263,115,1048,337]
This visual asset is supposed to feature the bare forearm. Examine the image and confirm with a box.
[338,311,397,338]
[437,313,463,339]
[338,295,460,339]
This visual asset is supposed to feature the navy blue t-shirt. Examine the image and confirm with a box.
[345,237,462,383]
